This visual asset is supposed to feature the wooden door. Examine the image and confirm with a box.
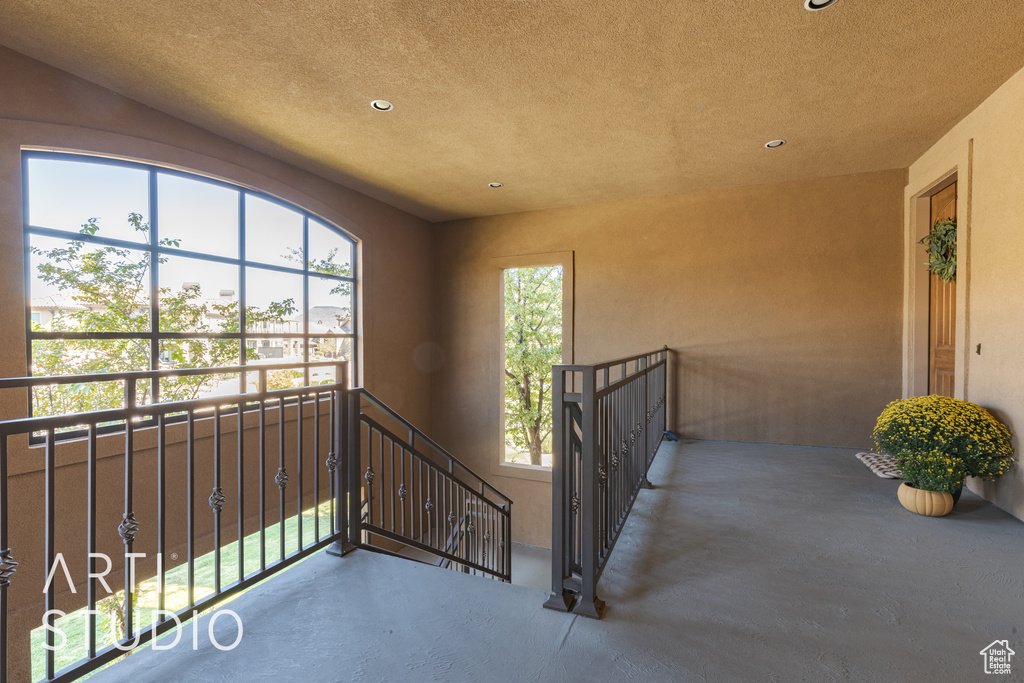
[929,182,956,396]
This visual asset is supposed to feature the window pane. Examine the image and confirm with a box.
[309,337,352,364]
[27,158,149,243]
[29,234,151,333]
[158,173,239,258]
[308,276,352,334]
[157,343,242,402]
[245,267,303,337]
[159,338,239,372]
[244,194,303,268]
[308,218,353,277]
[159,255,240,332]
[247,338,306,365]
[31,339,150,416]
[503,266,562,467]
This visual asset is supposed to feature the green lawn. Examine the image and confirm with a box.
[32,501,338,681]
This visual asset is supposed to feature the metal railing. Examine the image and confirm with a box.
[351,389,512,582]
[543,347,668,618]
[0,361,348,682]
[0,364,513,682]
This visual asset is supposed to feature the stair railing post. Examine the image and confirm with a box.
[543,365,575,612]
[328,362,356,556]
[346,384,362,550]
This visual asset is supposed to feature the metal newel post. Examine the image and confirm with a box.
[543,365,575,612]
[347,379,361,550]
[328,361,355,556]
[663,346,669,435]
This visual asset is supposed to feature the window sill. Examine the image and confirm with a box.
[493,460,552,483]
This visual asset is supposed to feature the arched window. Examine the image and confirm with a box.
[23,151,357,417]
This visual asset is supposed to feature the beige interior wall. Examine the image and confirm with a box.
[0,45,437,426]
[906,64,1024,522]
[0,46,436,680]
[433,168,907,546]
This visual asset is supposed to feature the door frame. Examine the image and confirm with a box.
[902,141,972,399]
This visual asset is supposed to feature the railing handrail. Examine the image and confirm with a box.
[0,360,341,389]
[554,345,667,375]
[0,383,336,437]
[353,388,513,508]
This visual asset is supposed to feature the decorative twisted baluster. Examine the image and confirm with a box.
[364,466,375,487]
[325,453,338,471]
[275,468,289,490]
[425,498,434,514]
[209,487,225,513]
[118,513,139,545]
[398,483,408,502]
[447,510,457,526]
[0,547,18,587]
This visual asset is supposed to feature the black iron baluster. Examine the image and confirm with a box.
[259,371,267,571]
[157,413,166,623]
[187,410,195,610]
[212,405,223,593]
[365,427,376,532]
[327,390,337,538]
[238,399,245,582]
[389,438,395,537]
[398,447,407,539]
[417,458,423,553]
[86,424,97,658]
[0,436,14,683]
[121,380,137,645]
[313,390,320,542]
[296,392,303,551]
[44,428,55,679]
[277,396,287,561]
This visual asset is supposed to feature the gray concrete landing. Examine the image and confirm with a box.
[92,440,1024,682]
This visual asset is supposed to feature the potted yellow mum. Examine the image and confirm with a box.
[873,395,1015,517]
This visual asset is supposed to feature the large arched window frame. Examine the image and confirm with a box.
[22,151,359,414]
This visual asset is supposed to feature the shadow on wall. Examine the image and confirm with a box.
[670,336,894,450]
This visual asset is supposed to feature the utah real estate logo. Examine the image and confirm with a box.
[980,640,1014,675]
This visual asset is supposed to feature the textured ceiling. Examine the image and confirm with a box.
[1,1,1023,222]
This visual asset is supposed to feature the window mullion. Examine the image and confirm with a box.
[302,215,310,385]
[149,169,160,404]
[239,191,247,395]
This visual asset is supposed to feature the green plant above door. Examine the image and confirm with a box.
[919,216,956,282]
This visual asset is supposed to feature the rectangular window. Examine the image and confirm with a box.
[24,151,358,420]
[502,265,563,467]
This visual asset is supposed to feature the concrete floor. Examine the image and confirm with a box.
[91,439,1024,682]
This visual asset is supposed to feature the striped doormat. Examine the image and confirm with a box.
[855,452,902,479]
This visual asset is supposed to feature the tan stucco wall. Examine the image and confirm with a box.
[433,168,907,546]
[0,45,437,424]
[0,46,436,680]
[906,64,1024,522]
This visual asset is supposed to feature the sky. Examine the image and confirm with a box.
[26,157,352,318]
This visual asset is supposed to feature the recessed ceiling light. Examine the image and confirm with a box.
[764,139,786,149]
[488,182,503,188]
[370,99,393,111]
[804,0,839,10]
